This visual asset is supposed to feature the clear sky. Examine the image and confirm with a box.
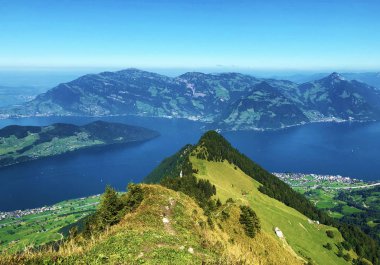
[0,0,379,72]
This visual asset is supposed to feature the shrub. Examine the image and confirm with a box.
[226,198,235,203]
[323,243,332,250]
[343,253,351,262]
[326,230,334,238]
[221,210,230,221]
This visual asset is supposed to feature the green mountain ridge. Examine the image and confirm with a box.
[147,131,380,265]
[1,131,378,265]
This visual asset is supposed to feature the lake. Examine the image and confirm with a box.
[0,116,380,211]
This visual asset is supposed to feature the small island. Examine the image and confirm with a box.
[0,120,159,168]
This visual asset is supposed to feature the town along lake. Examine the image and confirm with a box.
[1,116,380,211]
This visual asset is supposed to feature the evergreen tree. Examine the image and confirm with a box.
[97,185,124,228]
[239,205,261,238]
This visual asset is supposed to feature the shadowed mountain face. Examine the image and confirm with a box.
[2,69,380,130]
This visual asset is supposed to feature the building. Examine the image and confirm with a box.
[274,227,284,238]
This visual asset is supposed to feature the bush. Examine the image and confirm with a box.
[221,210,230,221]
[326,230,334,238]
[323,243,332,250]
[343,253,351,262]
[226,198,235,203]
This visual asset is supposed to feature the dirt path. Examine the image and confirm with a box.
[214,203,232,218]
[162,197,176,235]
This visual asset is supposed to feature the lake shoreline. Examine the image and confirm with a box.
[2,172,379,215]
[1,116,379,211]
[0,113,377,132]
[0,135,159,169]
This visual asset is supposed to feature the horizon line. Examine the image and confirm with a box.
[0,66,379,74]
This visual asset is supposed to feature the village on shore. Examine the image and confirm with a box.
[0,194,100,223]
[0,206,60,222]
[273,172,363,188]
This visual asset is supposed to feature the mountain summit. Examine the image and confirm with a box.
[326,72,346,81]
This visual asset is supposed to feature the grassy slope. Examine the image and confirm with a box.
[0,185,303,265]
[191,157,355,265]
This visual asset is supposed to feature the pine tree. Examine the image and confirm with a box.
[97,185,123,227]
[239,205,261,238]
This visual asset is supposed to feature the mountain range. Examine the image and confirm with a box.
[279,72,380,88]
[2,69,380,130]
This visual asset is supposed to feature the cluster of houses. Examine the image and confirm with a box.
[0,206,59,222]
[273,172,359,186]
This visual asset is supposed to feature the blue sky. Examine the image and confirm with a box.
[0,0,379,72]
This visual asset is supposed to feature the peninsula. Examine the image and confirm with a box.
[0,120,159,168]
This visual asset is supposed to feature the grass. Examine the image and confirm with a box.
[0,154,363,264]
[328,211,344,219]
[0,134,39,155]
[190,157,354,265]
[0,185,306,264]
[341,205,363,215]
[0,195,99,254]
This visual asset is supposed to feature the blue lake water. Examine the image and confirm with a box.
[0,116,380,211]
